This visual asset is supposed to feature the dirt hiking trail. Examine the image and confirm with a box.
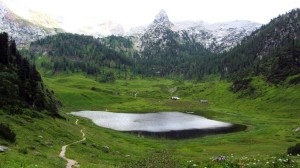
[59,119,86,168]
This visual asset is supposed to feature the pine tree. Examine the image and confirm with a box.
[0,32,9,64]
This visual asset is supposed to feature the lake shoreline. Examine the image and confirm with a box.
[71,111,247,139]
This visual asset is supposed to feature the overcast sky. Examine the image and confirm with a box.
[2,0,300,31]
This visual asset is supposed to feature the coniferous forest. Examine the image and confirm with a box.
[27,9,300,84]
[0,32,59,116]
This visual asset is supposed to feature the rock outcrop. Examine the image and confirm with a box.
[0,2,58,47]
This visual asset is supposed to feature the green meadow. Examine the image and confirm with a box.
[1,74,300,167]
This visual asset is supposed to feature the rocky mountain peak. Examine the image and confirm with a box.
[0,2,58,47]
[154,10,169,24]
[0,1,8,16]
[152,9,174,29]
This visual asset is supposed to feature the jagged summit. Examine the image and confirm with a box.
[0,0,261,53]
[151,9,174,29]
[153,10,169,24]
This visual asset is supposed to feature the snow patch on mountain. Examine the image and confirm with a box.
[127,11,261,53]
[174,20,261,52]
[78,21,125,37]
[0,2,57,47]
[1,2,261,53]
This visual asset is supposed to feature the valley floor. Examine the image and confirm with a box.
[0,74,300,167]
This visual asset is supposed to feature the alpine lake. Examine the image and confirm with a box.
[71,111,246,139]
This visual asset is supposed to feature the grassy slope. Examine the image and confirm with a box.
[0,74,300,167]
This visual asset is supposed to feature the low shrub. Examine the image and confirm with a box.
[287,143,300,155]
[231,78,253,93]
[0,123,16,143]
[289,75,300,85]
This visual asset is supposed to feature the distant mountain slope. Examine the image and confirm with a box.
[29,33,134,80]
[220,9,300,84]
[0,2,58,47]
[0,32,59,116]
[1,0,260,53]
[27,12,213,79]
[136,10,212,76]
[127,10,261,53]
[175,20,261,53]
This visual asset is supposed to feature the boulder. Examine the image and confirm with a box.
[295,127,300,132]
[91,143,99,148]
[214,156,226,162]
[102,146,110,153]
[0,146,8,152]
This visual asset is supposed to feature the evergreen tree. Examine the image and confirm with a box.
[0,32,59,116]
[0,32,9,64]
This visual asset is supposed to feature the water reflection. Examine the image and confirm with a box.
[71,111,246,139]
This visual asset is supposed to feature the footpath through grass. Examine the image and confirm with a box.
[1,74,300,167]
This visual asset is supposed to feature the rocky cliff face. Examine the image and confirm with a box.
[0,2,58,47]
[252,9,300,58]
[127,10,261,53]
[139,10,178,52]
[175,20,261,53]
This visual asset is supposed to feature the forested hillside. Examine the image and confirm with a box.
[27,9,300,84]
[0,32,59,116]
[29,32,213,79]
[219,9,300,84]
[138,27,212,77]
[29,33,135,81]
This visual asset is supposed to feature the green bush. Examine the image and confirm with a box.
[0,123,16,143]
[287,143,300,155]
[289,76,300,85]
[18,148,28,154]
[231,78,253,93]
[98,72,115,83]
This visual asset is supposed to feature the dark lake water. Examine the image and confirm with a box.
[71,111,246,139]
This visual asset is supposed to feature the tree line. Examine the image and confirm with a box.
[26,9,300,85]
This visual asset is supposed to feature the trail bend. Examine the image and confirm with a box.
[59,119,86,168]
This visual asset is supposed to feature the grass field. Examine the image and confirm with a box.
[0,74,300,167]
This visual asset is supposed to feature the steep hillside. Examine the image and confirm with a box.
[28,29,211,79]
[219,9,300,84]
[0,32,59,116]
[29,33,134,81]
[0,2,58,47]
[99,35,138,57]
[136,10,212,77]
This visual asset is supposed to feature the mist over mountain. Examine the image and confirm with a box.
[0,1,59,47]
[0,1,261,53]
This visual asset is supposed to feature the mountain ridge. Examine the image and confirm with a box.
[0,1,59,47]
[0,2,261,53]
[27,8,300,82]
[126,11,261,53]
[218,8,300,84]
